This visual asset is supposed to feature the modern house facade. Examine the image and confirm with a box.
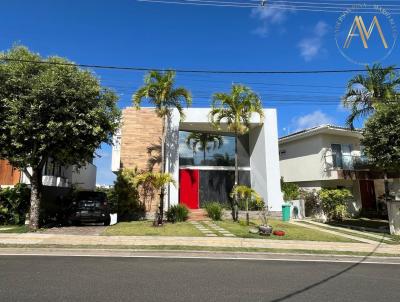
[279,125,400,216]
[112,107,283,213]
[0,159,96,190]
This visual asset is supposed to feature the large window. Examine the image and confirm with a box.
[179,131,250,167]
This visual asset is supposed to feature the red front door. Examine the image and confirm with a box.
[360,180,376,210]
[179,169,199,209]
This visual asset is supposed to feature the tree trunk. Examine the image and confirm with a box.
[232,132,239,222]
[384,171,390,202]
[158,116,167,224]
[29,168,43,231]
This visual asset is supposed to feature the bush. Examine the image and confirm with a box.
[114,168,145,221]
[166,204,189,223]
[0,184,30,225]
[319,188,352,221]
[301,189,320,217]
[281,178,300,201]
[204,202,223,221]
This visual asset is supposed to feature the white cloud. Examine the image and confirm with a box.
[291,110,334,132]
[251,6,291,37]
[298,21,329,61]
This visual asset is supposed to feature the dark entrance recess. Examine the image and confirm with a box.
[199,170,251,207]
[359,180,377,210]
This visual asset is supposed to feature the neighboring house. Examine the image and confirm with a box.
[0,158,96,190]
[112,107,283,213]
[279,125,400,215]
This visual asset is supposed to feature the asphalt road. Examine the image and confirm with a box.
[0,256,399,302]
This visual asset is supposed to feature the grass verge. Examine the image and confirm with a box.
[0,225,28,233]
[216,219,357,242]
[0,243,399,257]
[102,221,204,237]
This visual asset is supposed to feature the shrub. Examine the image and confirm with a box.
[113,168,145,221]
[301,189,320,217]
[166,205,189,223]
[281,177,300,201]
[204,202,223,221]
[318,188,352,221]
[0,184,30,225]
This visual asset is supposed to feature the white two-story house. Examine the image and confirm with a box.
[279,125,400,216]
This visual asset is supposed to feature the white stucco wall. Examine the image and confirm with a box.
[71,163,97,190]
[280,132,363,183]
[165,107,283,212]
[249,109,283,212]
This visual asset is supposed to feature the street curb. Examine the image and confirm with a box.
[1,247,400,264]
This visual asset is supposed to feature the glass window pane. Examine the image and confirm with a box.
[179,131,250,167]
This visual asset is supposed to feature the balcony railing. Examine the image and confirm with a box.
[325,154,372,171]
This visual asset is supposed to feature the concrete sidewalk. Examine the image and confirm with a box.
[0,233,399,255]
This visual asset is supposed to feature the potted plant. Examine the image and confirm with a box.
[258,207,273,236]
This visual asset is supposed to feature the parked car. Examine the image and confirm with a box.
[68,191,111,226]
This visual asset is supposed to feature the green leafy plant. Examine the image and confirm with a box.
[281,178,300,201]
[231,185,263,225]
[204,202,223,221]
[166,205,189,223]
[318,188,352,221]
[134,171,176,225]
[0,184,31,225]
[301,189,320,217]
[113,168,144,221]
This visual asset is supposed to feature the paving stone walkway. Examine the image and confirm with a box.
[190,221,236,237]
[203,221,236,237]
[190,221,217,237]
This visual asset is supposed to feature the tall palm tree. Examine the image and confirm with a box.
[209,84,264,221]
[342,64,400,129]
[185,132,223,164]
[133,70,192,222]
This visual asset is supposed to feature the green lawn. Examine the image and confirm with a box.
[216,219,357,242]
[328,218,389,230]
[0,225,28,233]
[102,221,204,237]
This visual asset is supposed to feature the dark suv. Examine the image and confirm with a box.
[68,191,111,226]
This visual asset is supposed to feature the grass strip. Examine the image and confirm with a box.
[0,243,399,258]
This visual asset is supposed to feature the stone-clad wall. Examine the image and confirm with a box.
[120,107,163,212]
[120,107,163,172]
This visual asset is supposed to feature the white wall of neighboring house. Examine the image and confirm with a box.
[279,126,366,215]
[21,162,97,190]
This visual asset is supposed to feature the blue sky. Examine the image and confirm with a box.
[1,0,399,185]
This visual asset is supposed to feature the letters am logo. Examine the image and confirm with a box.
[344,16,388,49]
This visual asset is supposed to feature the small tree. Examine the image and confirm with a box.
[210,84,264,221]
[231,185,262,225]
[133,70,191,222]
[362,102,400,200]
[134,172,176,226]
[0,46,121,230]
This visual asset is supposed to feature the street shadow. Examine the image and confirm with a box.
[269,238,387,302]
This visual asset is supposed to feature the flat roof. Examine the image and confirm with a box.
[279,124,363,144]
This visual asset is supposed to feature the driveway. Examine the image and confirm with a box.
[41,224,106,236]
